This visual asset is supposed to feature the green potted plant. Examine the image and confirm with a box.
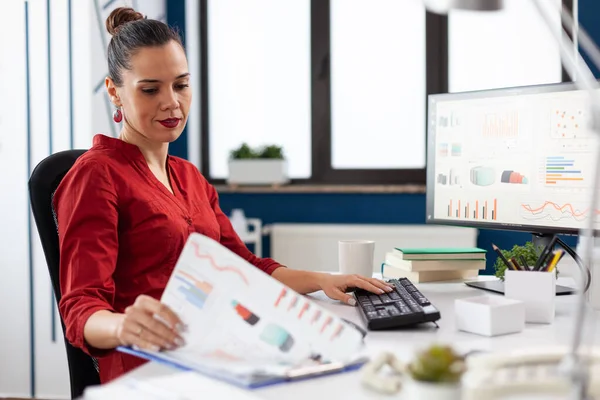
[405,345,465,400]
[494,241,546,281]
[227,143,289,186]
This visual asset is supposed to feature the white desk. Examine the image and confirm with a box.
[87,277,598,400]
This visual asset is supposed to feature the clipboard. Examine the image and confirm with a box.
[117,346,369,389]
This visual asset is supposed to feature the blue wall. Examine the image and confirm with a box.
[166,1,590,274]
[579,0,600,78]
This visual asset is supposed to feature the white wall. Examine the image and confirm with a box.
[0,0,165,398]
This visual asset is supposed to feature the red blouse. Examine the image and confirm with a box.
[54,134,282,383]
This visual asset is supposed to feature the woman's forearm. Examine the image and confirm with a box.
[271,267,325,294]
[83,310,124,349]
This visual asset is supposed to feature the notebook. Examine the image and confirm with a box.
[393,247,487,261]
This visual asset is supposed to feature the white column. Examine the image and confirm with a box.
[186,0,201,168]
[0,0,32,397]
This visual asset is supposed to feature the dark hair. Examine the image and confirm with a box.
[105,7,183,86]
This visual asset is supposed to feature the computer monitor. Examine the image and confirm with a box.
[426,81,600,246]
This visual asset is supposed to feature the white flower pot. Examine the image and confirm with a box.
[227,159,289,186]
[405,379,462,400]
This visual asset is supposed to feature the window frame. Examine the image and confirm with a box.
[198,0,571,185]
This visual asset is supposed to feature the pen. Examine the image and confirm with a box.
[519,255,529,271]
[546,249,563,273]
[534,236,558,271]
[510,257,524,271]
[492,243,518,271]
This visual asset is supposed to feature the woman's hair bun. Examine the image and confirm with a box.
[105,7,144,36]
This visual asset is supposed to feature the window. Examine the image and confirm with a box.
[449,0,563,92]
[201,0,444,184]
[204,0,311,179]
[329,0,426,170]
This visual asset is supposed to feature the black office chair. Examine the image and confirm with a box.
[28,149,100,399]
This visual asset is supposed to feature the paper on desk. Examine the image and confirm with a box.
[84,371,262,400]
[136,233,364,379]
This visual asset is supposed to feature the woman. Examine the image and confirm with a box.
[54,7,393,383]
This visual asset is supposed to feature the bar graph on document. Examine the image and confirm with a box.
[447,198,498,221]
[173,270,214,310]
[545,156,585,187]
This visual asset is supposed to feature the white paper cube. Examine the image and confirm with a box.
[455,295,525,337]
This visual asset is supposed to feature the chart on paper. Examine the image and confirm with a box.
[189,240,249,286]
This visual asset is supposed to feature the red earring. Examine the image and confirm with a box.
[113,108,122,123]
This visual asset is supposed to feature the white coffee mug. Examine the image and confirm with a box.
[338,240,375,277]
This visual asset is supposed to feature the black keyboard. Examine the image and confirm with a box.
[354,278,441,330]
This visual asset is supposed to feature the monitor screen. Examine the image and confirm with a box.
[426,82,600,235]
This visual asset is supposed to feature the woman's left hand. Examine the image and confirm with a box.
[319,274,395,306]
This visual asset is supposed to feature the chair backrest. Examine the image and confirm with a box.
[28,149,100,399]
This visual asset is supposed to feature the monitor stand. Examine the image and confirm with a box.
[465,232,576,296]
[532,232,556,254]
[465,280,575,296]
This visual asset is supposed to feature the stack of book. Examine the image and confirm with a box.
[381,247,487,283]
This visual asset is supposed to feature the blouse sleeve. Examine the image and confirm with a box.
[53,159,119,357]
[203,180,283,276]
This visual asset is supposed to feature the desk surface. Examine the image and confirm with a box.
[90,277,597,400]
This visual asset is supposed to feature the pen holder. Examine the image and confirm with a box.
[505,270,556,324]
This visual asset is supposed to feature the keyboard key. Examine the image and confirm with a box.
[364,305,376,313]
[400,293,413,303]
[378,309,389,317]
[409,304,423,313]
[405,285,418,293]
[379,294,393,303]
[395,299,407,308]
[389,292,401,300]
[416,297,430,306]
[367,311,379,319]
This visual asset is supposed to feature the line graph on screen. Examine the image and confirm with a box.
[520,201,600,222]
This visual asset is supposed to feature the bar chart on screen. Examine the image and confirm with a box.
[447,198,498,221]
[481,110,520,139]
[543,155,587,187]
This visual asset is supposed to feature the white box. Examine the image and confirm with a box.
[227,160,289,185]
[455,295,525,337]
[505,270,556,324]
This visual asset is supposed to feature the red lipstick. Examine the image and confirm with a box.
[159,118,181,128]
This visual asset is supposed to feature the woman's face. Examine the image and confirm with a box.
[107,40,191,144]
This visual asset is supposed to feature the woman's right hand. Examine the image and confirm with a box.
[115,294,185,352]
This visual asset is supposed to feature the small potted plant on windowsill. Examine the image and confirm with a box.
[405,344,465,400]
[227,143,289,186]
